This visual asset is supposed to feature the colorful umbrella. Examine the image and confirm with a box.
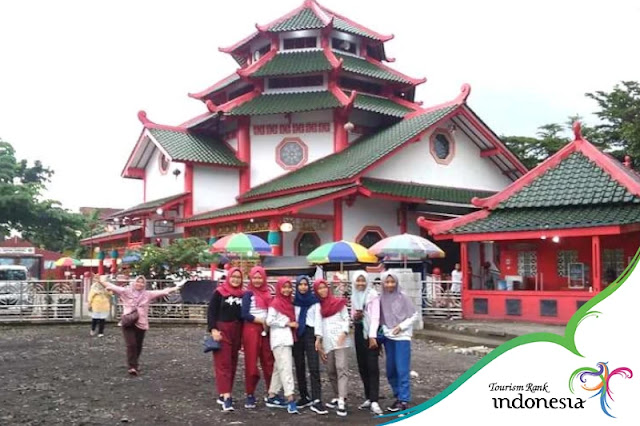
[54,257,82,267]
[306,240,378,264]
[211,233,272,256]
[121,251,142,264]
[369,233,445,268]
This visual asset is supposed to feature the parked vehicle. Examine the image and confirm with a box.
[0,265,35,313]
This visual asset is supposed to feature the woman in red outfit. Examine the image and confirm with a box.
[208,267,244,411]
[241,266,275,408]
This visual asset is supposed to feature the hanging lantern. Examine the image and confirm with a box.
[208,236,217,245]
[267,230,281,246]
[97,251,105,261]
[110,249,119,259]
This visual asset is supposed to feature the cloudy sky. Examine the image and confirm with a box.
[1,0,638,212]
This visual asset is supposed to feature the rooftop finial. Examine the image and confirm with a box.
[137,110,153,126]
[205,100,218,113]
[458,83,471,102]
[624,155,633,169]
[573,121,583,140]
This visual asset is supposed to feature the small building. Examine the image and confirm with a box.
[418,123,640,324]
[0,237,63,279]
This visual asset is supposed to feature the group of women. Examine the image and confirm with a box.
[207,266,419,417]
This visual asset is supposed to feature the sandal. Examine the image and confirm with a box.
[128,368,138,376]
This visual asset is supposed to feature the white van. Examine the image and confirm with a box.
[0,265,33,311]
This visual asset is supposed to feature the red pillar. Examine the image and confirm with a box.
[592,235,602,292]
[209,227,218,278]
[98,259,104,275]
[333,110,348,152]
[399,208,407,234]
[460,242,469,290]
[184,164,194,217]
[333,199,343,241]
[237,117,251,194]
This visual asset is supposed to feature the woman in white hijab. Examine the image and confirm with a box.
[350,271,383,415]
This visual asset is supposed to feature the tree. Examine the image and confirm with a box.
[129,238,219,279]
[0,139,86,252]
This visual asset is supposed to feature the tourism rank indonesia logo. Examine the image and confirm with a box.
[569,362,633,418]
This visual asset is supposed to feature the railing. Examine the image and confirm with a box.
[0,280,82,322]
[422,277,462,319]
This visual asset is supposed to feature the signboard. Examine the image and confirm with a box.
[0,247,35,255]
[153,220,175,235]
[568,262,586,289]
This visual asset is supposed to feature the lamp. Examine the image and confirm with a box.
[280,222,293,232]
[552,236,560,243]
[173,168,182,178]
[344,122,355,132]
[156,207,164,215]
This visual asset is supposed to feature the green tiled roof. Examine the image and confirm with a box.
[252,50,332,77]
[112,193,189,218]
[447,204,640,234]
[184,184,355,222]
[227,91,342,116]
[268,8,326,32]
[362,178,496,204]
[205,73,241,95]
[242,104,458,199]
[498,152,640,209]
[337,53,412,84]
[332,17,381,40]
[148,129,244,167]
[81,226,142,243]
[354,93,412,117]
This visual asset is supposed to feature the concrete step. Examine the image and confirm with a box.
[414,328,506,349]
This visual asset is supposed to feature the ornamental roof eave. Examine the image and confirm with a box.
[108,193,190,220]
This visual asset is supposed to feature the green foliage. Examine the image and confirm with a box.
[128,238,219,279]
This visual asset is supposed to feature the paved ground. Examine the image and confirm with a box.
[0,324,479,425]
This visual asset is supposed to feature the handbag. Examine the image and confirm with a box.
[203,335,221,353]
[376,325,386,345]
[120,309,139,328]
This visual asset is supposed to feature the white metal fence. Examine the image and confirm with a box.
[0,280,81,322]
[422,277,462,319]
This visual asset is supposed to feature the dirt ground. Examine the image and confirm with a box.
[0,324,479,425]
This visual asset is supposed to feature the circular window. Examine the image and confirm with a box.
[276,137,308,170]
[159,154,170,174]
[429,130,455,164]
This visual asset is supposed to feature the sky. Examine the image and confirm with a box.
[0,0,638,212]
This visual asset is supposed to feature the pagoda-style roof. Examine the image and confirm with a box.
[335,53,422,86]
[80,225,142,244]
[418,123,640,238]
[252,50,332,77]
[227,91,342,116]
[188,72,242,100]
[361,178,497,205]
[109,193,190,219]
[353,93,414,117]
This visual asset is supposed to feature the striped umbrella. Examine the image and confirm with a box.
[306,240,378,265]
[54,257,82,267]
[369,233,445,268]
[211,233,272,256]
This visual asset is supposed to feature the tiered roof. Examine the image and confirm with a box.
[418,123,640,236]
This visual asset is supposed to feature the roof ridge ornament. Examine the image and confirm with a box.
[205,100,218,113]
[573,121,583,141]
[137,110,153,126]
[458,83,471,103]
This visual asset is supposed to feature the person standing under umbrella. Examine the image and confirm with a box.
[88,276,112,337]
[208,267,245,412]
[292,275,327,415]
[379,272,419,413]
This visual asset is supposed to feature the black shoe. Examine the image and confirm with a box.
[398,402,410,416]
[296,396,313,408]
[387,400,402,412]
[310,401,328,415]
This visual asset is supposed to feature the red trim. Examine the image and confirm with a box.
[399,208,407,234]
[237,117,251,194]
[323,44,343,69]
[81,233,132,246]
[217,88,262,114]
[460,242,469,290]
[294,231,321,256]
[219,31,260,54]
[317,2,394,42]
[355,225,387,245]
[592,235,602,292]
[364,56,426,86]
[480,148,500,157]
[417,210,491,236]
[179,110,216,128]
[121,129,148,179]
[429,128,456,165]
[406,83,471,120]
[137,111,185,133]
[238,43,278,78]
[158,153,170,175]
[333,198,343,241]
[188,71,241,100]
[184,165,194,218]
[448,226,623,242]
[387,95,422,112]
[275,137,309,170]
[126,168,145,179]
[333,110,348,152]
[142,174,147,202]
[239,178,355,203]
[256,1,315,32]
[291,213,334,220]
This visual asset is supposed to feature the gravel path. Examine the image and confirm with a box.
[0,324,479,425]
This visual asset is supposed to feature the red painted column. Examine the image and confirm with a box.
[333,199,343,241]
[209,227,218,278]
[592,235,602,292]
[98,259,104,275]
[184,164,194,218]
[460,242,469,290]
[143,175,147,203]
[399,208,407,234]
[237,116,251,194]
[333,110,348,153]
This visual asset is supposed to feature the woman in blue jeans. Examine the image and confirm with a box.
[379,272,418,413]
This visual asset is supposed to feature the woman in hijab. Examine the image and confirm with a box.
[208,267,245,412]
[350,271,382,415]
[314,279,350,417]
[292,275,327,414]
[97,275,184,375]
[265,278,300,415]
[379,272,418,413]
[88,275,112,337]
[241,266,274,409]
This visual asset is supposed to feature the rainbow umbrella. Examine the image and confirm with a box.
[211,233,272,256]
[54,257,82,267]
[306,241,378,265]
[369,233,445,268]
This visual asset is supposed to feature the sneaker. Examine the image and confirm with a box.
[216,395,224,406]
[337,400,347,417]
[222,397,234,412]
[98,334,104,338]
[244,395,257,409]
[266,396,286,408]
[310,401,328,415]
[387,400,402,412]
[398,402,409,416]
[90,330,96,336]
[296,396,313,408]
[325,398,339,409]
[358,399,371,410]
[127,368,138,376]
[287,401,299,414]
[370,402,383,415]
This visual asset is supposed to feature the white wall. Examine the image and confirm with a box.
[282,226,333,256]
[192,165,239,214]
[250,110,334,188]
[342,197,401,242]
[365,118,513,192]
[145,148,185,201]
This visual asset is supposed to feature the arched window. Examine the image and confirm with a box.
[295,232,321,256]
[356,226,387,248]
[429,129,455,165]
[276,137,308,170]
[158,153,170,174]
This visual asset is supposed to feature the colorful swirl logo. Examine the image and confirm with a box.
[569,362,633,418]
